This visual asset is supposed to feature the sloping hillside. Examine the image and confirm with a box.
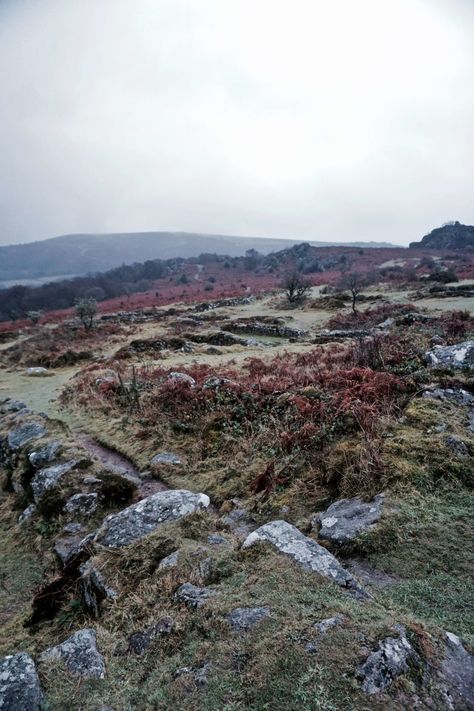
[0,232,396,283]
[410,222,474,249]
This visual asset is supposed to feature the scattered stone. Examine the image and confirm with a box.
[313,495,384,544]
[202,376,236,390]
[426,341,474,370]
[243,520,366,596]
[438,631,474,710]
[151,452,182,466]
[167,372,196,387]
[127,617,175,655]
[7,422,46,451]
[28,440,62,468]
[40,629,106,679]
[227,606,270,631]
[83,476,102,486]
[444,435,469,457]
[174,662,211,688]
[0,652,42,710]
[25,367,54,377]
[0,399,26,413]
[357,628,416,694]
[313,615,345,634]
[174,583,217,609]
[207,533,229,546]
[94,490,210,548]
[158,551,179,570]
[64,492,99,516]
[31,461,78,502]
[18,503,36,524]
[422,388,474,406]
[79,560,117,617]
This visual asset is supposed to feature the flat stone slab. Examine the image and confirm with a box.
[426,341,474,370]
[314,495,384,544]
[40,629,106,679]
[227,606,270,631]
[0,653,42,710]
[31,461,78,502]
[94,489,210,548]
[243,520,366,595]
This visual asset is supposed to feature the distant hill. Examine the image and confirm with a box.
[409,222,474,249]
[0,231,395,284]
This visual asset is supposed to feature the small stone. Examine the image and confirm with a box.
[227,606,270,631]
[158,551,179,570]
[167,372,196,387]
[151,452,181,466]
[63,522,83,534]
[0,652,42,710]
[28,440,62,468]
[313,615,345,634]
[174,583,217,609]
[314,495,384,544]
[444,435,469,457]
[357,629,416,694]
[207,533,229,546]
[18,503,36,524]
[127,617,175,655]
[40,629,106,679]
[83,476,102,486]
[25,367,54,377]
[63,493,99,516]
[7,422,46,450]
[31,461,78,502]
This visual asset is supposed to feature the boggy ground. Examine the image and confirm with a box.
[0,284,473,710]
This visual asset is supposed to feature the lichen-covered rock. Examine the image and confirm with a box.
[40,629,106,679]
[31,460,78,502]
[151,452,181,466]
[94,490,210,548]
[357,628,416,694]
[227,607,270,631]
[174,583,217,608]
[127,617,175,655]
[0,652,42,710]
[28,440,62,468]
[167,372,196,387]
[63,492,99,516]
[243,520,366,596]
[313,495,384,544]
[158,550,179,570]
[426,341,474,370]
[438,632,474,710]
[7,422,46,451]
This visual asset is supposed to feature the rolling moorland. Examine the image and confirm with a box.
[0,227,474,710]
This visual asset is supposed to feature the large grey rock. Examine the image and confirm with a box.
[7,422,46,451]
[0,653,42,710]
[357,628,416,694]
[314,495,384,544]
[243,520,365,595]
[227,606,270,631]
[438,632,474,710]
[63,492,99,516]
[94,489,210,548]
[174,583,217,609]
[426,341,474,370]
[28,440,62,468]
[40,629,106,679]
[31,460,78,502]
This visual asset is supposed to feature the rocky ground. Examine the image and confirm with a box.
[0,285,473,710]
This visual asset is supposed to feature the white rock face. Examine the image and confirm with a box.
[40,629,106,679]
[94,489,210,548]
[0,652,42,710]
[243,520,366,595]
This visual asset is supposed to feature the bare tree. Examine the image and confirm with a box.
[74,297,97,331]
[282,272,311,304]
[339,272,368,313]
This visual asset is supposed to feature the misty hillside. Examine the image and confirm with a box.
[0,232,395,284]
[409,221,474,249]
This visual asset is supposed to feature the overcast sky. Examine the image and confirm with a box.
[0,0,472,246]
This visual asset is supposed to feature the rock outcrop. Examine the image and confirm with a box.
[40,629,106,679]
[94,490,210,548]
[313,495,384,544]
